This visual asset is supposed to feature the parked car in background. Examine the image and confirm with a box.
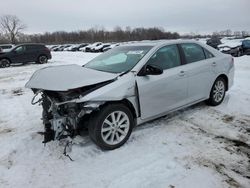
[61,45,72,51]
[63,45,74,51]
[52,44,71,51]
[206,36,222,49]
[242,39,250,55]
[69,43,89,51]
[103,43,120,52]
[85,42,103,52]
[0,43,51,68]
[0,44,15,52]
[218,40,243,57]
[49,45,59,51]
[26,40,234,150]
[91,43,111,52]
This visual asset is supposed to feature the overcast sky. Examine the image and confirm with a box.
[1,0,250,34]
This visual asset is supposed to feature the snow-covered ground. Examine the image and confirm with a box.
[0,52,250,188]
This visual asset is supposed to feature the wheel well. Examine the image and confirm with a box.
[104,99,137,119]
[217,74,228,91]
[38,54,48,59]
[0,57,12,64]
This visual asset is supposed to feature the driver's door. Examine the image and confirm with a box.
[136,45,188,120]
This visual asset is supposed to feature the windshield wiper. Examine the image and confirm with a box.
[119,70,131,77]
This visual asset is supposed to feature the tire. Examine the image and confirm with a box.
[37,55,48,64]
[0,59,11,68]
[206,77,226,106]
[88,103,134,150]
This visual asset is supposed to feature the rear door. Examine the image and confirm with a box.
[136,44,188,120]
[11,45,28,63]
[26,45,40,62]
[180,43,216,102]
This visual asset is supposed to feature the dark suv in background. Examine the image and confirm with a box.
[206,36,222,49]
[0,44,51,68]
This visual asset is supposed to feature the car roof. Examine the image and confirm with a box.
[0,44,14,46]
[15,43,45,47]
[120,39,204,47]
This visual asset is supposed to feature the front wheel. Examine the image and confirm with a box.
[88,103,134,150]
[206,77,226,106]
[0,59,11,68]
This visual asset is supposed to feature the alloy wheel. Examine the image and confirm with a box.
[213,80,225,103]
[39,56,48,64]
[101,111,130,145]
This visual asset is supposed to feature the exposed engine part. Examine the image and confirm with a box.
[32,89,104,143]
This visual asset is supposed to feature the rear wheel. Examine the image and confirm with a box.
[88,103,134,150]
[37,55,48,64]
[206,77,226,106]
[0,59,10,68]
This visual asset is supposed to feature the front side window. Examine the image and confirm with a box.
[147,44,181,70]
[14,46,25,53]
[181,43,206,63]
[85,46,152,73]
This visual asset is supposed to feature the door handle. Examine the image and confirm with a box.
[179,70,185,76]
[212,62,217,66]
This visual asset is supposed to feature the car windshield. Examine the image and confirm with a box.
[84,45,152,73]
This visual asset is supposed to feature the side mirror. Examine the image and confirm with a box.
[138,64,163,76]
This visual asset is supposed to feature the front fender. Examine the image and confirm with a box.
[75,72,136,103]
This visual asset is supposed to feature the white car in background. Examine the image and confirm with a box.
[91,43,111,52]
[0,44,15,52]
[103,43,120,52]
[81,42,102,52]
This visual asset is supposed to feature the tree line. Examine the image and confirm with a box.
[0,15,249,45]
[1,26,180,45]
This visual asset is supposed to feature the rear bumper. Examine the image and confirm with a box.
[47,53,52,59]
[228,65,235,90]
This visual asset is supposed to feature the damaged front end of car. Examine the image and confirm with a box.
[26,65,138,145]
[25,64,120,143]
[31,84,111,143]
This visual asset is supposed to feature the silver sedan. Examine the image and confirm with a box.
[26,40,234,150]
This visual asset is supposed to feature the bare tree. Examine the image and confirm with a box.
[0,15,26,44]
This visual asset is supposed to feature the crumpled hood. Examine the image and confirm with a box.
[25,64,118,91]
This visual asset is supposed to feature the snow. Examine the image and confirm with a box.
[218,39,243,49]
[0,52,250,188]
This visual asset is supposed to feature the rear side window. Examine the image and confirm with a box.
[181,43,206,63]
[203,48,214,59]
[26,45,44,51]
[26,45,35,51]
[147,44,181,70]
